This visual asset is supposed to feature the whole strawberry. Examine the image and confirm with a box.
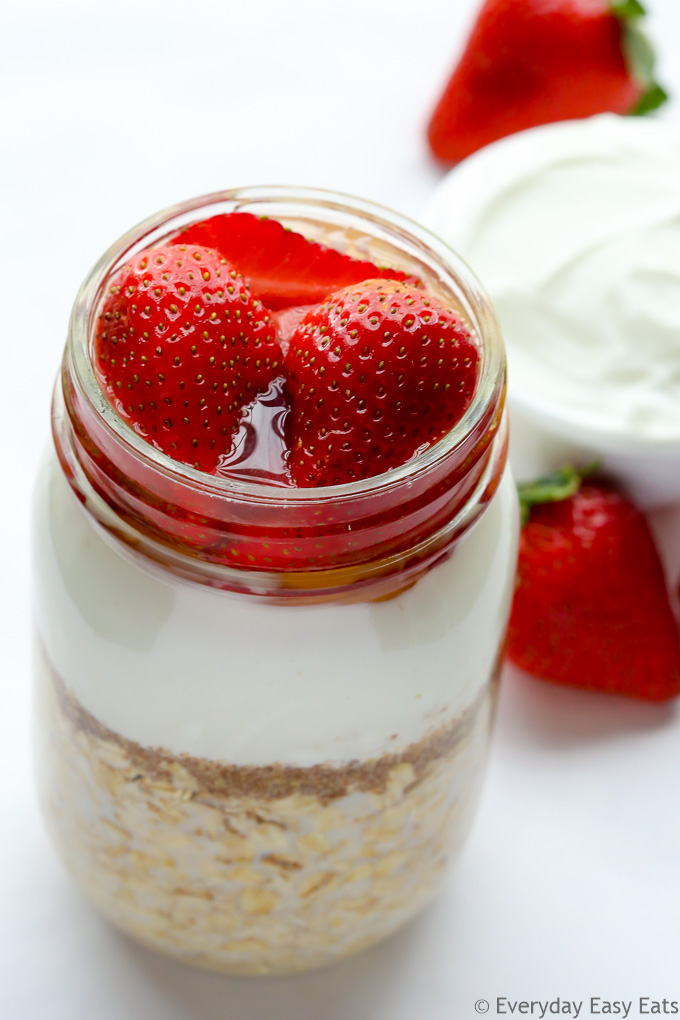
[507,468,680,701]
[427,0,667,163]
[95,245,282,473]
[285,279,480,486]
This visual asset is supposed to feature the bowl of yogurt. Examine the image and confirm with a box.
[426,114,680,507]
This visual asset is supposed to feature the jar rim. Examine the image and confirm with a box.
[65,185,505,508]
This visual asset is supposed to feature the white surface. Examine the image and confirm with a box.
[2,1,680,1017]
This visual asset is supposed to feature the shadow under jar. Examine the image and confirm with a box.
[32,187,519,975]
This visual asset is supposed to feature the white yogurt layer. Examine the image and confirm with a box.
[33,450,518,767]
[426,115,680,442]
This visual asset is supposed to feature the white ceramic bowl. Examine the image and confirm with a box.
[507,388,680,508]
[424,115,680,508]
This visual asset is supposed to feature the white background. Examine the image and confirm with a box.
[2,1,680,1017]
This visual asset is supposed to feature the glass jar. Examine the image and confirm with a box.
[32,187,518,975]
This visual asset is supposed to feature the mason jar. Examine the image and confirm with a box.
[32,187,519,975]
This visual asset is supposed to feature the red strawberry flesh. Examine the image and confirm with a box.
[427,0,665,163]
[285,279,481,487]
[94,244,283,473]
[507,476,680,701]
[172,212,410,310]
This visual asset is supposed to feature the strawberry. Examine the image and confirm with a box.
[285,279,481,487]
[172,212,409,311]
[427,0,668,163]
[94,244,283,473]
[507,467,680,701]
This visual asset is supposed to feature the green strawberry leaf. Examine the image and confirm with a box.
[619,18,669,115]
[518,464,599,527]
[624,21,656,86]
[611,0,646,20]
[630,82,669,115]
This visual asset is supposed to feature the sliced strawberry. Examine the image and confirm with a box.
[285,279,481,487]
[171,212,409,311]
[94,244,283,473]
[507,467,680,701]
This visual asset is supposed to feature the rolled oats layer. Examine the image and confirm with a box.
[35,651,497,975]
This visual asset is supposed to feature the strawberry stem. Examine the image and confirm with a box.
[518,464,599,526]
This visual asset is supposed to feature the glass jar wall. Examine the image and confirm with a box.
[33,188,518,975]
